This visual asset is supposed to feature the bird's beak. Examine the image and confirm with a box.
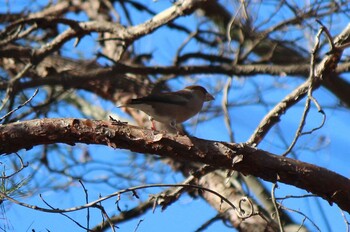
[205,93,215,101]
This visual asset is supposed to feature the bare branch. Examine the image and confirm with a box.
[271,183,284,232]
[0,88,39,122]
[247,22,350,146]
[0,118,350,213]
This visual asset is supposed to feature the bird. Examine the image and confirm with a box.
[120,85,214,131]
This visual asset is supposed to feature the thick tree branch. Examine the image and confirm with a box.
[1,118,349,213]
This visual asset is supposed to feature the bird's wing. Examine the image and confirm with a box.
[129,92,191,105]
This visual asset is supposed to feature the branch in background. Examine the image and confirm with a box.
[247,23,350,146]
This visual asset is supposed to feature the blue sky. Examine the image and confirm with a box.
[1,0,350,231]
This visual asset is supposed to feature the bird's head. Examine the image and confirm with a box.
[183,85,215,102]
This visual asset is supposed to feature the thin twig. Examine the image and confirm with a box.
[39,194,91,231]
[174,30,198,65]
[279,204,321,232]
[274,194,316,200]
[79,180,90,231]
[301,96,326,135]
[0,182,255,219]
[133,219,144,232]
[0,64,34,112]
[271,183,284,232]
[282,23,327,156]
[340,209,350,232]
[0,25,23,46]
[316,19,335,50]
[0,153,28,179]
[195,213,225,232]
[222,77,234,142]
[94,204,116,232]
[0,89,39,122]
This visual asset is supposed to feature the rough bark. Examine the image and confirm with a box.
[1,118,349,213]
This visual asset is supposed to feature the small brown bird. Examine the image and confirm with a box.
[120,85,214,130]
